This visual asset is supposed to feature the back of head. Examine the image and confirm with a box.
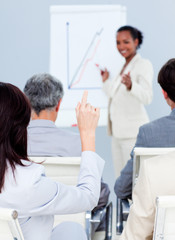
[24,73,64,116]
[158,58,175,102]
[0,82,31,192]
[117,25,143,49]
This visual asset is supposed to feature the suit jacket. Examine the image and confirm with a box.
[120,151,175,240]
[0,151,104,240]
[114,108,175,199]
[103,54,153,138]
[27,120,81,157]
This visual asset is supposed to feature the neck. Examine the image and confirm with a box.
[171,103,175,110]
[125,52,137,65]
[31,110,57,122]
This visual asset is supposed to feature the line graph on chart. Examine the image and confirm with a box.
[50,5,127,121]
[66,22,104,90]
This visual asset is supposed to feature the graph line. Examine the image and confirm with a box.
[66,24,104,89]
[66,22,70,88]
[70,39,101,88]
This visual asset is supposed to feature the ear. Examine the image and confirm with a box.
[162,89,168,99]
[134,38,139,48]
[55,99,62,112]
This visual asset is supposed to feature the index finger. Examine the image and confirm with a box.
[81,90,88,107]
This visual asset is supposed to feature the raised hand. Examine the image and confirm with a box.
[101,68,109,82]
[121,72,132,90]
[76,91,100,152]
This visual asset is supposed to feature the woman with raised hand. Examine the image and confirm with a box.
[101,25,153,178]
[0,83,104,240]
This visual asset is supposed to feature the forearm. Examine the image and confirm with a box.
[102,78,113,97]
[114,158,133,199]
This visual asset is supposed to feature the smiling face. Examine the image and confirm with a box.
[116,30,139,62]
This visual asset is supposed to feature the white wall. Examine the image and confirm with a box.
[1,0,175,201]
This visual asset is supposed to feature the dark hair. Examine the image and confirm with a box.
[24,73,64,116]
[0,82,31,192]
[158,59,175,102]
[117,25,143,49]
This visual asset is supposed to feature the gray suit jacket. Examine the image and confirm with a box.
[114,108,175,199]
[27,120,81,157]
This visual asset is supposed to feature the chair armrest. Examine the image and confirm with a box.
[105,201,113,240]
[116,197,123,235]
[116,197,130,235]
[122,199,130,221]
[85,201,113,240]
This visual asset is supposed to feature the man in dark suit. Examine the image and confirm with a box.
[114,58,175,199]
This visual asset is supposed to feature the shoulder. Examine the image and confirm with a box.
[54,128,81,157]
[133,54,153,72]
[56,128,81,143]
[14,161,45,186]
[58,128,80,137]
[140,115,171,132]
[136,114,174,147]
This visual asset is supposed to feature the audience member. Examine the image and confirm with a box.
[114,58,175,199]
[24,73,110,232]
[0,84,104,240]
[120,150,175,240]
[24,73,81,157]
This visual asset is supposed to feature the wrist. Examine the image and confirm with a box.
[127,82,132,90]
[80,132,95,152]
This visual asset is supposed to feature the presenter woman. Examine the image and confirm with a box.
[0,83,104,240]
[101,25,153,178]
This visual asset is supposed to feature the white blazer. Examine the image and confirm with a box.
[0,151,104,240]
[103,54,153,139]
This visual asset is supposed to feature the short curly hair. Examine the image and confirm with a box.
[24,73,64,115]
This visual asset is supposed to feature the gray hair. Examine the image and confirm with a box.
[24,73,64,115]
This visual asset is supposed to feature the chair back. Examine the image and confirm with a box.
[30,156,81,185]
[0,208,24,240]
[116,148,175,236]
[29,157,113,240]
[153,196,175,240]
[133,148,175,188]
[29,156,85,227]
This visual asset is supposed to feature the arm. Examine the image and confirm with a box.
[120,159,155,240]
[20,91,105,217]
[101,68,121,98]
[101,68,113,98]
[102,78,113,97]
[129,59,153,105]
[114,151,133,199]
[114,126,147,199]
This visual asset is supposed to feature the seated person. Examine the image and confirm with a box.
[0,83,104,240]
[114,58,175,200]
[24,73,81,157]
[120,150,175,240]
[24,73,110,230]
